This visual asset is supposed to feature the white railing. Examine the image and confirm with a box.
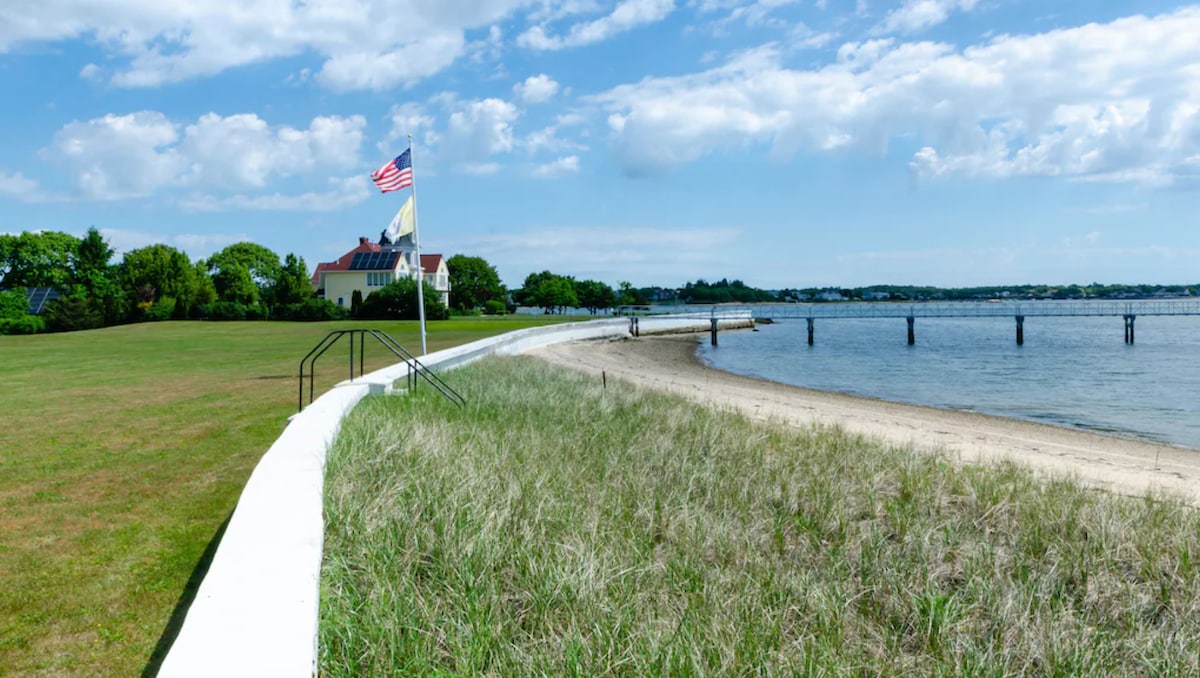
[157,312,752,677]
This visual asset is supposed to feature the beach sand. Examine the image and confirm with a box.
[532,334,1200,505]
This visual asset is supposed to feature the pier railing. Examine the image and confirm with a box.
[675,300,1200,320]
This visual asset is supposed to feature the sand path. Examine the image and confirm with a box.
[532,335,1200,505]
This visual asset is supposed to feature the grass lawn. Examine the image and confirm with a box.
[0,316,572,676]
[322,356,1200,676]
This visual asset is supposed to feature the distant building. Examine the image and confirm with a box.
[311,235,450,308]
[817,289,848,302]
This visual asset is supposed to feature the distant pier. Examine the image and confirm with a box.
[664,300,1200,346]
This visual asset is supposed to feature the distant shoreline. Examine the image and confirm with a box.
[533,334,1200,505]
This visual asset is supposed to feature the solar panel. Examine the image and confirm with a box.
[24,287,60,315]
[349,251,399,271]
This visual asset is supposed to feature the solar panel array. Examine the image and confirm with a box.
[349,251,400,271]
[25,287,61,314]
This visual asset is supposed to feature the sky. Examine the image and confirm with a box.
[1,0,1198,289]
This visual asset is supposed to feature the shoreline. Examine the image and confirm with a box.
[532,334,1200,505]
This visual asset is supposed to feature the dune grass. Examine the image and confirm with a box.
[322,355,1200,676]
[0,316,572,676]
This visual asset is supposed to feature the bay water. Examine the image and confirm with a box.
[697,312,1200,450]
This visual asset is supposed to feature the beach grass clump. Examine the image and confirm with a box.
[321,355,1200,676]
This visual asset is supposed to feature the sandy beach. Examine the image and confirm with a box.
[533,334,1200,505]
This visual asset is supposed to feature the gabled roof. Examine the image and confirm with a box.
[420,254,444,275]
[311,237,381,285]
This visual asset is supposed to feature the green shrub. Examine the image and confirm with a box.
[43,296,103,332]
[0,314,45,335]
[350,290,363,318]
[483,299,507,315]
[143,296,176,321]
[208,301,247,321]
[275,298,350,321]
[359,278,448,321]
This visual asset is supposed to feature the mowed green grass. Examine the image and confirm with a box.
[0,317,572,676]
[322,356,1200,676]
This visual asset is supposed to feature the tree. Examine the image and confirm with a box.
[68,227,125,325]
[207,243,282,304]
[120,244,201,319]
[271,253,312,306]
[532,276,578,314]
[447,254,505,312]
[574,279,616,315]
[212,262,259,306]
[0,231,79,289]
[514,270,559,307]
[617,280,638,306]
[359,277,448,320]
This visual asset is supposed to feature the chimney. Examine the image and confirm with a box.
[359,236,369,245]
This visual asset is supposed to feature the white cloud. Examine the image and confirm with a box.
[724,0,801,29]
[518,0,675,50]
[590,9,1200,185]
[0,0,537,90]
[98,228,252,259]
[533,155,581,176]
[877,0,979,34]
[315,32,466,91]
[438,226,739,285]
[0,171,55,203]
[386,96,525,173]
[178,177,371,212]
[514,74,561,103]
[39,111,365,201]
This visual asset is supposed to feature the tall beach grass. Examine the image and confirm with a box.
[321,355,1200,675]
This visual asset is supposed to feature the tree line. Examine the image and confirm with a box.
[0,229,345,334]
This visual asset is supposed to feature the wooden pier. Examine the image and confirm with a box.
[663,300,1200,346]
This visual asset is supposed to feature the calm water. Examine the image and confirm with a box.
[698,313,1200,450]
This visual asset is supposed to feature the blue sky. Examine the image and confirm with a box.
[1,0,1197,289]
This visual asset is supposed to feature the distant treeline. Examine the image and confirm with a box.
[625,280,1198,305]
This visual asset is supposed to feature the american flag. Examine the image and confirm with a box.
[371,149,413,193]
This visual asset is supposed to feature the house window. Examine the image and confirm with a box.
[337,296,345,307]
[366,272,391,287]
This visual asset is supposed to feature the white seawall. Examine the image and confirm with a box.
[157,312,752,677]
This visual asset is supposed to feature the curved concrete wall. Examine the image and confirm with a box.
[157,312,751,677]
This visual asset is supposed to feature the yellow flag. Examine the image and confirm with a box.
[385,196,415,240]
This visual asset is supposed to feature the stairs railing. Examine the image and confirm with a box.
[298,329,465,412]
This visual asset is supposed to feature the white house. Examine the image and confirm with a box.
[311,235,451,308]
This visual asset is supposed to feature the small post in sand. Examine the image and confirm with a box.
[710,317,719,346]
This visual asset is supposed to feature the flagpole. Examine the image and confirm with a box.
[408,134,428,356]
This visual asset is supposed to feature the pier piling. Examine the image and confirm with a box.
[906,316,915,345]
[1015,315,1024,345]
[1123,314,1136,344]
[710,318,718,347]
[806,317,814,346]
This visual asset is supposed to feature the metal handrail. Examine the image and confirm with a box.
[298,329,465,412]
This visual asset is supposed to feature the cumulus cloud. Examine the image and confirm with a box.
[0,171,55,203]
[439,226,739,285]
[385,96,529,173]
[876,0,979,34]
[533,155,581,176]
[518,0,675,50]
[514,74,561,104]
[97,228,252,258]
[40,111,366,201]
[0,0,537,90]
[179,177,371,212]
[590,8,1200,185]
